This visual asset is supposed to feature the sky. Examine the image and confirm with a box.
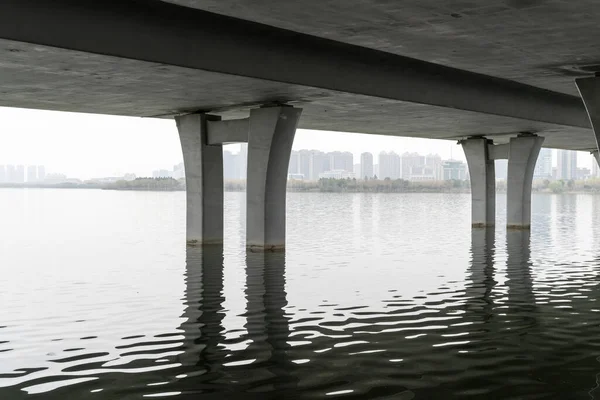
[0,106,593,180]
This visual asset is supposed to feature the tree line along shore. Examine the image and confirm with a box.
[2,177,600,194]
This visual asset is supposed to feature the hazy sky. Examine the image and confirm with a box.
[0,106,593,179]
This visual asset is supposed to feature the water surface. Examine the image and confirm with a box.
[2,189,600,399]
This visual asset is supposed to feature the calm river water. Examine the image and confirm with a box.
[2,189,600,399]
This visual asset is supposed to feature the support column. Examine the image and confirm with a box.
[593,150,600,167]
[506,134,544,229]
[461,137,495,227]
[246,106,302,252]
[176,113,224,245]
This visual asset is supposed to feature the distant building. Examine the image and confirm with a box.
[557,149,577,180]
[288,149,335,181]
[37,165,46,182]
[44,173,68,183]
[534,148,552,179]
[577,167,591,180]
[15,165,25,183]
[328,151,353,172]
[6,165,16,183]
[496,159,508,181]
[172,163,185,179]
[0,165,5,183]
[442,160,467,180]
[319,170,355,179]
[360,152,374,179]
[236,144,248,180]
[27,165,37,182]
[353,163,361,178]
[223,150,237,179]
[378,151,401,179]
[401,153,442,181]
[152,169,172,178]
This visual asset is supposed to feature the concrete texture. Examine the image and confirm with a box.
[0,0,596,150]
[461,138,495,228]
[576,77,600,153]
[162,0,600,97]
[176,113,224,245]
[506,135,545,229]
[246,107,302,251]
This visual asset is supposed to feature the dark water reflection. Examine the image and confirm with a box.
[4,192,600,398]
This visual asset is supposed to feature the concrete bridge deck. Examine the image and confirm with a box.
[0,0,596,150]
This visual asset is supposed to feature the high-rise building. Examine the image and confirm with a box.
[152,169,172,178]
[378,151,401,179]
[0,165,5,183]
[223,150,237,179]
[533,148,552,179]
[15,165,25,183]
[442,160,467,180]
[557,149,577,180]
[236,144,248,180]
[6,165,16,183]
[360,152,374,179]
[27,165,37,182]
[37,166,46,182]
[495,160,508,180]
[399,153,442,181]
[327,151,353,172]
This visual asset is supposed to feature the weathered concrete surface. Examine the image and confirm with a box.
[462,138,495,228]
[0,0,596,151]
[246,107,302,252]
[576,77,600,154]
[506,135,544,229]
[163,0,600,97]
[176,113,224,245]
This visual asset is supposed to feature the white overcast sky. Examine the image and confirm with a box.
[0,106,592,179]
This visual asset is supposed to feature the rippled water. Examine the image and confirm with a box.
[2,189,600,399]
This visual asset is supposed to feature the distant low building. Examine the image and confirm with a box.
[152,169,172,178]
[319,170,356,179]
[442,160,467,180]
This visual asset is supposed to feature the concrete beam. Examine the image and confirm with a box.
[0,0,589,127]
[247,106,302,252]
[176,113,224,245]
[207,118,249,145]
[488,143,510,160]
[461,138,495,228]
[506,135,544,229]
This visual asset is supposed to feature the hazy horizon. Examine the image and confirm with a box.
[0,106,593,180]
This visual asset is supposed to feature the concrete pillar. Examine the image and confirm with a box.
[462,137,495,227]
[246,106,302,252]
[506,134,544,229]
[592,150,600,168]
[176,113,224,245]
[576,77,600,154]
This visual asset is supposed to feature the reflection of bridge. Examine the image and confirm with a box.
[85,233,599,398]
[4,1,600,248]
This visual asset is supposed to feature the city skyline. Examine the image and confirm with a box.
[0,107,597,180]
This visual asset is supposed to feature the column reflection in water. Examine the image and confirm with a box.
[505,230,537,322]
[241,251,297,395]
[465,228,496,322]
[177,246,227,390]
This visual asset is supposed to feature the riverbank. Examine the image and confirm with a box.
[5,177,600,194]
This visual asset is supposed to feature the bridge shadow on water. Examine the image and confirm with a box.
[37,233,600,399]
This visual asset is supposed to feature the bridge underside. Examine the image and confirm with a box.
[0,38,591,150]
[0,0,597,151]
